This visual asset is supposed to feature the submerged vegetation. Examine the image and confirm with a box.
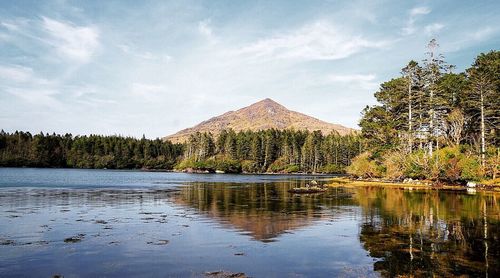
[349,40,499,184]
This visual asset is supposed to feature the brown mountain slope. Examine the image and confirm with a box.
[165,98,356,143]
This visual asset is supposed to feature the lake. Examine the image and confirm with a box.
[0,168,499,277]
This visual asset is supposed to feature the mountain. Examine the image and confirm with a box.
[165,98,355,143]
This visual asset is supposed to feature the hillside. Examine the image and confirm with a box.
[165,98,355,143]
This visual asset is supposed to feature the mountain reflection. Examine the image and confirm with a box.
[172,180,356,241]
[173,182,500,276]
[354,188,500,277]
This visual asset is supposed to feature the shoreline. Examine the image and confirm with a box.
[0,166,343,176]
[327,177,500,193]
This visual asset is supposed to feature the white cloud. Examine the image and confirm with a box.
[42,17,99,63]
[402,6,431,35]
[236,21,389,61]
[0,64,53,86]
[7,88,61,108]
[327,74,376,83]
[469,26,495,41]
[1,21,20,31]
[326,73,378,91]
[118,44,172,61]
[131,83,166,101]
[424,23,444,35]
[198,19,217,44]
[0,64,59,108]
[0,65,33,82]
[410,7,431,16]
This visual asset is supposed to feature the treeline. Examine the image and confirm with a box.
[0,131,184,169]
[178,129,362,173]
[349,40,499,182]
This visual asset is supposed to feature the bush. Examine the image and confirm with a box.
[215,159,242,173]
[404,150,429,180]
[267,157,288,173]
[242,160,260,173]
[382,151,406,180]
[284,164,300,173]
[458,156,482,181]
[347,152,382,178]
[320,164,344,174]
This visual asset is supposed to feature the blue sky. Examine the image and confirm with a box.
[0,0,499,138]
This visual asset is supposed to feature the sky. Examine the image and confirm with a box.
[0,0,499,139]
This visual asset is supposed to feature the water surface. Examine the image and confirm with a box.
[0,168,498,277]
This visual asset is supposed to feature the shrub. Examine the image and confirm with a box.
[242,160,260,173]
[404,150,429,180]
[215,159,242,173]
[458,156,482,181]
[382,151,406,180]
[347,152,382,178]
[320,164,344,174]
[267,157,288,173]
[284,164,300,173]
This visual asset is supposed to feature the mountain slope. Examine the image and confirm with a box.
[165,98,355,143]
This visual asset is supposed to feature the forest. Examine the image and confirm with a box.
[178,129,362,173]
[0,129,362,173]
[0,131,183,169]
[349,40,499,183]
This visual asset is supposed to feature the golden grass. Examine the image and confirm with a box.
[327,177,464,191]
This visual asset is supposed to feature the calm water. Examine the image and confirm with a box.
[0,168,499,277]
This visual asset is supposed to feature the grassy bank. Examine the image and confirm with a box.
[327,177,500,192]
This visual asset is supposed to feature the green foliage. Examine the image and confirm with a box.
[347,152,382,178]
[320,164,344,174]
[215,159,242,173]
[0,130,183,169]
[355,41,499,182]
[182,129,363,174]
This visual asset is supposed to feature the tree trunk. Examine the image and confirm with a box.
[480,87,486,168]
[429,88,434,156]
[408,78,413,153]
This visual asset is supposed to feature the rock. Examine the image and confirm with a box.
[467,181,476,188]
[64,234,85,243]
[147,239,169,245]
[205,271,246,278]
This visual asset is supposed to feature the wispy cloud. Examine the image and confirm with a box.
[0,64,52,86]
[468,26,495,41]
[326,73,378,91]
[130,82,166,101]
[41,17,99,63]
[402,6,431,35]
[236,21,389,61]
[424,23,445,35]
[198,19,217,44]
[0,64,61,108]
[118,44,172,61]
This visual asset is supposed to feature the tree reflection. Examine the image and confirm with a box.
[355,188,500,277]
[172,180,355,241]
[173,182,500,276]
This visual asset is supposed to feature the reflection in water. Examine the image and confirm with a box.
[0,171,499,277]
[172,181,356,241]
[174,182,500,277]
[355,188,500,277]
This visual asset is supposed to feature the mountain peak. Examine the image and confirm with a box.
[165,99,355,143]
